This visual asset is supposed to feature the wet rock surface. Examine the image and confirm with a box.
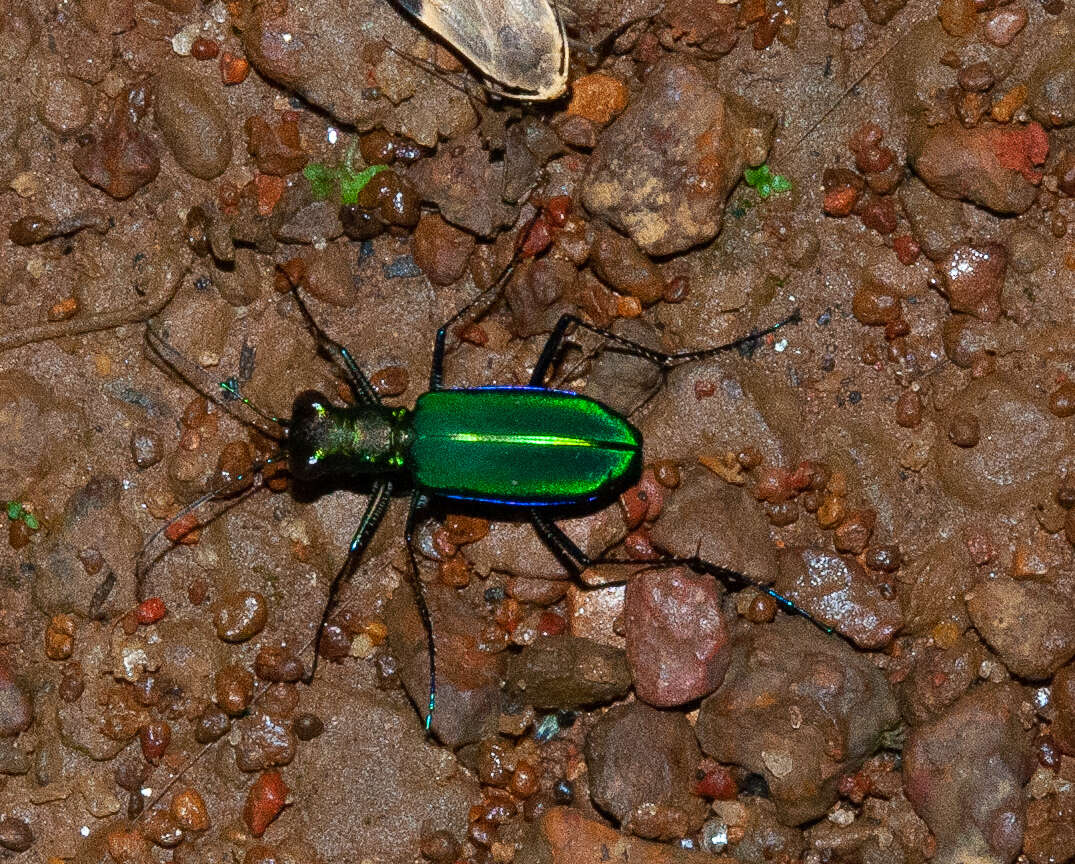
[904,684,1034,864]
[2,0,1075,860]
[695,618,900,825]
[583,57,773,255]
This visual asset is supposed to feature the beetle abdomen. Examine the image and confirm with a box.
[410,388,642,506]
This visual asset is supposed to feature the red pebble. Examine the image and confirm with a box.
[892,234,920,265]
[538,611,566,637]
[243,771,288,837]
[136,597,167,625]
[694,764,737,800]
[164,512,201,545]
[521,217,554,257]
[543,195,572,227]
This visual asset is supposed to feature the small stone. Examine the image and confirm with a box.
[938,243,1007,321]
[1029,48,1075,128]
[590,228,665,305]
[852,280,900,325]
[254,646,304,683]
[984,5,1026,45]
[139,720,171,763]
[130,427,162,469]
[0,663,33,737]
[567,73,629,126]
[293,713,324,741]
[170,787,210,831]
[947,411,981,446]
[37,75,93,136]
[1048,383,1075,417]
[895,390,923,427]
[141,808,183,848]
[155,64,232,180]
[245,115,307,177]
[412,213,476,286]
[0,816,33,853]
[957,62,995,93]
[822,168,865,216]
[938,0,976,34]
[220,52,250,85]
[190,38,219,60]
[214,591,268,642]
[194,704,230,743]
[74,93,159,200]
[44,614,76,660]
[243,770,288,837]
[504,635,631,710]
[215,664,255,715]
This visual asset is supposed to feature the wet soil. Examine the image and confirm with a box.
[2,0,1075,862]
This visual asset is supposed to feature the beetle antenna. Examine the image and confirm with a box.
[135,454,284,602]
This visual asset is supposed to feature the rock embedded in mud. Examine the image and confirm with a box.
[37,73,93,136]
[213,591,268,642]
[505,634,631,711]
[582,57,773,256]
[585,702,708,840]
[1028,47,1075,127]
[966,576,1075,679]
[74,94,160,199]
[775,546,902,649]
[412,213,475,287]
[695,617,900,825]
[589,228,666,306]
[909,120,1048,214]
[155,64,232,180]
[624,567,731,707]
[938,242,1007,321]
[904,683,1034,864]
[0,663,32,737]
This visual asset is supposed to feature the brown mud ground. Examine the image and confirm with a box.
[2,0,1075,862]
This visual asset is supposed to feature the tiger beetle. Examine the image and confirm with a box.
[142,267,818,735]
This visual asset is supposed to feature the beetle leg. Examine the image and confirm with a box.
[289,286,381,406]
[404,491,438,732]
[304,480,395,684]
[529,311,801,386]
[530,509,592,571]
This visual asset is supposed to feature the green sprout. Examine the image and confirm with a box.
[6,501,39,531]
[743,164,792,199]
[304,139,389,205]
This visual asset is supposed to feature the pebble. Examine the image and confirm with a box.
[625,567,731,706]
[567,73,629,126]
[1048,382,1075,417]
[130,427,163,469]
[155,64,232,180]
[775,546,901,649]
[582,57,772,256]
[107,827,150,863]
[141,808,184,848]
[947,411,981,446]
[851,280,901,325]
[938,0,976,34]
[1058,151,1075,197]
[586,702,707,839]
[412,213,476,287]
[245,115,307,176]
[171,787,210,832]
[0,662,33,737]
[895,390,923,427]
[967,577,1075,678]
[194,704,231,743]
[0,816,33,853]
[504,256,574,337]
[139,720,171,763]
[420,828,460,863]
[219,52,250,85]
[822,168,865,217]
[213,591,268,642]
[216,664,255,715]
[1029,47,1075,127]
[44,613,76,660]
[939,243,1007,323]
[74,93,160,199]
[244,770,288,837]
[590,228,666,305]
[293,713,324,741]
[904,684,1033,864]
[696,617,900,825]
[910,121,1048,215]
[504,634,631,710]
[1053,663,1075,754]
[409,136,514,237]
[37,74,93,135]
[255,646,305,683]
[984,5,1027,44]
[190,37,220,60]
[235,711,296,771]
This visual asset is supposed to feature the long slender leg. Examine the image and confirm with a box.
[531,510,834,637]
[430,275,514,391]
[405,492,437,731]
[530,311,801,386]
[305,480,394,684]
[289,287,381,406]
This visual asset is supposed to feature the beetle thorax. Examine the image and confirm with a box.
[287,390,410,481]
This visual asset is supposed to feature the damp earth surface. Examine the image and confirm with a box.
[2,0,1075,862]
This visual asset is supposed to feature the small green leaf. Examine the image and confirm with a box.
[744,165,771,187]
[338,164,388,205]
[771,174,792,194]
[6,501,20,521]
[303,163,336,200]
[22,512,38,531]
